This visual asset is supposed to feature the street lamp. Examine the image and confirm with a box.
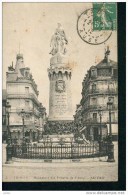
[98,107,103,158]
[107,98,115,162]
[20,109,26,144]
[98,106,103,141]
[107,98,113,140]
[6,101,11,144]
[39,105,46,137]
[37,127,40,142]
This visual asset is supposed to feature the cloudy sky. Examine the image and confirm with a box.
[3,3,117,115]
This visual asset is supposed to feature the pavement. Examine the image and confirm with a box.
[2,142,118,182]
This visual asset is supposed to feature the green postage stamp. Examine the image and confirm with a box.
[93,2,117,31]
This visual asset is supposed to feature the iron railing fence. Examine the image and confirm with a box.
[7,141,109,160]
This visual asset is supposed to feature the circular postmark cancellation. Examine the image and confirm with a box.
[77,8,114,45]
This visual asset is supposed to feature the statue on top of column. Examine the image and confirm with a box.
[50,23,68,56]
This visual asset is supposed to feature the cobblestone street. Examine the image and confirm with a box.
[2,142,118,182]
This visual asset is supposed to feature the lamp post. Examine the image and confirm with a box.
[107,99,113,140]
[20,109,26,145]
[98,107,103,156]
[107,98,115,162]
[6,102,11,144]
[39,104,46,138]
[37,127,40,142]
[98,106,102,142]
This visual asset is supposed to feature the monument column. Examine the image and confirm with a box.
[48,24,73,122]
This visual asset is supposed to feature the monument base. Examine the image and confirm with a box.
[44,119,74,135]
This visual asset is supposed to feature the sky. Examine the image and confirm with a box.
[3,3,117,115]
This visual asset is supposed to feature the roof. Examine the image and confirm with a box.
[96,58,117,68]
[95,47,117,68]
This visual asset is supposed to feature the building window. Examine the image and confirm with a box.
[91,69,97,77]
[108,82,114,92]
[111,112,115,122]
[25,87,29,94]
[113,69,118,78]
[108,96,114,102]
[25,100,29,107]
[92,83,96,92]
[93,113,97,119]
[91,97,97,105]
[25,72,29,77]
[25,132,30,137]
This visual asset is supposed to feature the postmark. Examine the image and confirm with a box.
[77,4,116,45]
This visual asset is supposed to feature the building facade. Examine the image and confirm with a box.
[6,54,46,143]
[77,48,118,141]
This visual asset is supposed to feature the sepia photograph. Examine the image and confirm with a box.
[1,1,126,191]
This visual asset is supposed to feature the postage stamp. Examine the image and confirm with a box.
[93,2,117,31]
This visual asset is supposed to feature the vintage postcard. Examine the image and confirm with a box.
[2,1,125,190]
